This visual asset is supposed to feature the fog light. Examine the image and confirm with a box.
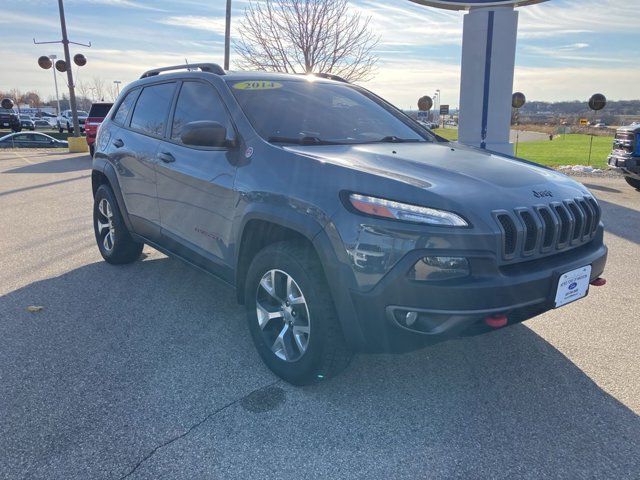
[408,256,470,281]
[405,311,418,327]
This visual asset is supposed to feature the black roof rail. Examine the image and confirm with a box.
[295,72,350,83]
[312,72,350,83]
[140,63,225,79]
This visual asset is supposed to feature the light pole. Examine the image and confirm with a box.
[49,54,61,115]
[113,80,122,98]
[34,0,91,143]
[224,0,231,70]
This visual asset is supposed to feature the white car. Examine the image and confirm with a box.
[56,109,88,133]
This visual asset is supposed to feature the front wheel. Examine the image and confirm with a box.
[245,241,352,385]
[93,184,143,264]
[625,176,640,191]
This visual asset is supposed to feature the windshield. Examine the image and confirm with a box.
[229,78,430,145]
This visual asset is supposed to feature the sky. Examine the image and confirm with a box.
[1,0,638,109]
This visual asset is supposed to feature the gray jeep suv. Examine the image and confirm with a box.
[91,63,607,384]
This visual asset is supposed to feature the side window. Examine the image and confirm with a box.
[170,82,232,144]
[113,90,137,125]
[130,83,175,137]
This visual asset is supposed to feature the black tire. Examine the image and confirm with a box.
[624,176,640,191]
[58,125,64,134]
[89,144,95,158]
[93,184,143,264]
[245,241,352,385]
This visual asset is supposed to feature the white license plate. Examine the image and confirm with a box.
[554,265,591,308]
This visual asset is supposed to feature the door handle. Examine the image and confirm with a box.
[158,152,175,163]
[112,138,124,148]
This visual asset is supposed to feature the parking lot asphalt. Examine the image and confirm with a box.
[1,149,638,479]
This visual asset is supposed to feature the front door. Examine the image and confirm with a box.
[155,80,239,270]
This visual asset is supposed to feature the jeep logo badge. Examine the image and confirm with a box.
[533,190,553,198]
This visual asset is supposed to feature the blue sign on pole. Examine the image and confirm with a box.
[409,0,548,10]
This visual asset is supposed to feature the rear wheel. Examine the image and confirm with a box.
[624,176,640,191]
[245,241,352,385]
[93,184,143,264]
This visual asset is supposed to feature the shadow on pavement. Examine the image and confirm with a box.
[598,197,640,245]
[4,155,91,174]
[583,182,622,193]
[1,255,639,479]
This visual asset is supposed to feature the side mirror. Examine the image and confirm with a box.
[180,120,227,147]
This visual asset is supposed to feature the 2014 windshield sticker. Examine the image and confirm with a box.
[233,81,282,91]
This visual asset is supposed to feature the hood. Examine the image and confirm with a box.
[283,141,591,215]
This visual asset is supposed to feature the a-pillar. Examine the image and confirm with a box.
[458,6,519,155]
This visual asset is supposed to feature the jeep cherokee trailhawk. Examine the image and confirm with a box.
[91,64,607,384]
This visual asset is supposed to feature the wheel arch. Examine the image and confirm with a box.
[91,159,135,233]
[234,210,367,351]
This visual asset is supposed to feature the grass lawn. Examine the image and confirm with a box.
[435,128,613,169]
[516,134,612,169]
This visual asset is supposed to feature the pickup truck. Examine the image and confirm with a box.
[608,124,640,190]
[0,107,21,132]
[56,109,88,133]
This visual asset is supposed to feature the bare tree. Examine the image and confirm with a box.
[235,0,378,82]
[92,77,107,102]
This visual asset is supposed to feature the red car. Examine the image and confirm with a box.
[85,102,113,157]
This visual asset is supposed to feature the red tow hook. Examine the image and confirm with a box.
[485,314,508,328]
[590,277,607,287]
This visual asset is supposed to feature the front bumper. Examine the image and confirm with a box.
[348,234,607,353]
[609,154,640,177]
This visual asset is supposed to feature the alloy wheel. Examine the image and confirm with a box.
[96,198,115,252]
[256,269,311,362]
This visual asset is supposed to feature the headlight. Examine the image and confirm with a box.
[348,193,468,227]
[408,256,470,281]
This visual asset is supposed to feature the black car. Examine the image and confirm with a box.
[91,63,607,384]
[608,124,640,191]
[20,115,36,131]
[0,132,68,148]
[0,107,21,132]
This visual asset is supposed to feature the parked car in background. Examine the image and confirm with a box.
[0,132,68,148]
[56,109,88,133]
[85,102,113,156]
[608,124,640,191]
[33,119,53,129]
[19,115,36,131]
[0,106,21,132]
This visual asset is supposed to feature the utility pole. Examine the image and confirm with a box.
[113,80,122,98]
[50,54,61,115]
[57,0,80,137]
[224,0,231,70]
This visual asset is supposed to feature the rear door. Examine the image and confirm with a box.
[109,82,176,239]
[155,80,239,271]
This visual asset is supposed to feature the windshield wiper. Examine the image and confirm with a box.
[375,136,423,143]
[268,136,338,145]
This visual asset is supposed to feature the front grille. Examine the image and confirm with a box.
[494,196,600,261]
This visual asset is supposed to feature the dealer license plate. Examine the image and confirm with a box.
[554,265,591,308]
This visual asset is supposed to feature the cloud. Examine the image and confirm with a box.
[84,0,166,11]
[158,15,227,35]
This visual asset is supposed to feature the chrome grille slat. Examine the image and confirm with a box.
[494,196,599,261]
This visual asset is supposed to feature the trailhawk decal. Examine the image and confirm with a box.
[233,81,283,91]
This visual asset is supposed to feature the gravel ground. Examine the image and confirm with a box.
[1,149,638,480]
